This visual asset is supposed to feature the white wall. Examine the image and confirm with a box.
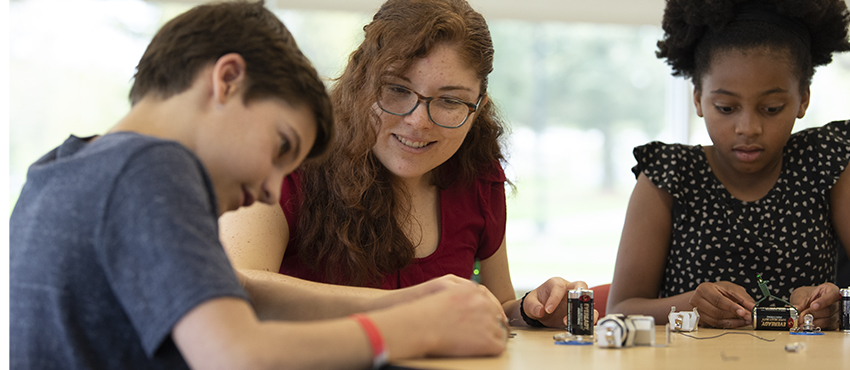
[266,0,666,25]
[261,0,849,25]
[156,0,850,25]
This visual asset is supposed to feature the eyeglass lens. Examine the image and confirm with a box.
[378,85,472,128]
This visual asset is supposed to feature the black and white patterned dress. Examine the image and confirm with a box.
[632,120,850,301]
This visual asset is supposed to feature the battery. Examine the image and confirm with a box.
[567,289,594,335]
[752,306,798,331]
[840,288,850,333]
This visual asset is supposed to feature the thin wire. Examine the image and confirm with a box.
[675,331,779,342]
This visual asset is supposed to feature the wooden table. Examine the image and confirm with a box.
[392,326,850,369]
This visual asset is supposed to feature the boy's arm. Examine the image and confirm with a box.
[172,282,508,370]
[172,297,372,370]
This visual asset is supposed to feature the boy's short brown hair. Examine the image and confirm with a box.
[129,0,332,158]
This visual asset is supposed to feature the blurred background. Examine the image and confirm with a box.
[8,0,850,292]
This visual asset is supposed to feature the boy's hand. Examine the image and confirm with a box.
[791,283,840,330]
[522,278,589,328]
[372,275,508,322]
[689,281,755,328]
[415,281,508,357]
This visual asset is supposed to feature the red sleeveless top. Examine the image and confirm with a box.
[278,164,507,289]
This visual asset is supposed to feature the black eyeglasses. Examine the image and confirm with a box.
[376,84,483,129]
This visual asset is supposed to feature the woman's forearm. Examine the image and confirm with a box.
[238,269,386,321]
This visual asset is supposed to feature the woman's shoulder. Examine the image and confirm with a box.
[442,159,506,210]
[443,159,506,186]
[287,167,304,183]
[279,168,304,222]
[476,160,507,183]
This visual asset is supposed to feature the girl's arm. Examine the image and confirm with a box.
[832,166,850,267]
[787,166,850,330]
[607,173,755,327]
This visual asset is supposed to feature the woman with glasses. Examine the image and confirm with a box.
[220,0,593,328]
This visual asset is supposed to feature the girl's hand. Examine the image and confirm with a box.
[791,283,840,330]
[689,281,756,328]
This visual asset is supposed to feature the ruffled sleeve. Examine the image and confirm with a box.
[785,120,850,190]
[631,141,697,201]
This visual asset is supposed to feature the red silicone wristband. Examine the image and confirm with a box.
[351,314,388,369]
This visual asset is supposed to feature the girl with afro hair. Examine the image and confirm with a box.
[608,0,850,330]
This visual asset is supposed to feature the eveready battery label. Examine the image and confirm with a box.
[753,307,797,331]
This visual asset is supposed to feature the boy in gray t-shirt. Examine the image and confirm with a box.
[10,2,509,369]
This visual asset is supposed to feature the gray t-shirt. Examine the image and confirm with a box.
[11,133,250,369]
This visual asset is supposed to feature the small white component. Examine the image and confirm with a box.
[668,306,700,332]
[628,315,656,346]
[785,342,805,353]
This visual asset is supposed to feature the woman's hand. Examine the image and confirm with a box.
[521,278,592,328]
[689,281,755,328]
[790,283,840,330]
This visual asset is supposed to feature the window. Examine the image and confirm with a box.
[9,0,850,291]
[490,21,673,288]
